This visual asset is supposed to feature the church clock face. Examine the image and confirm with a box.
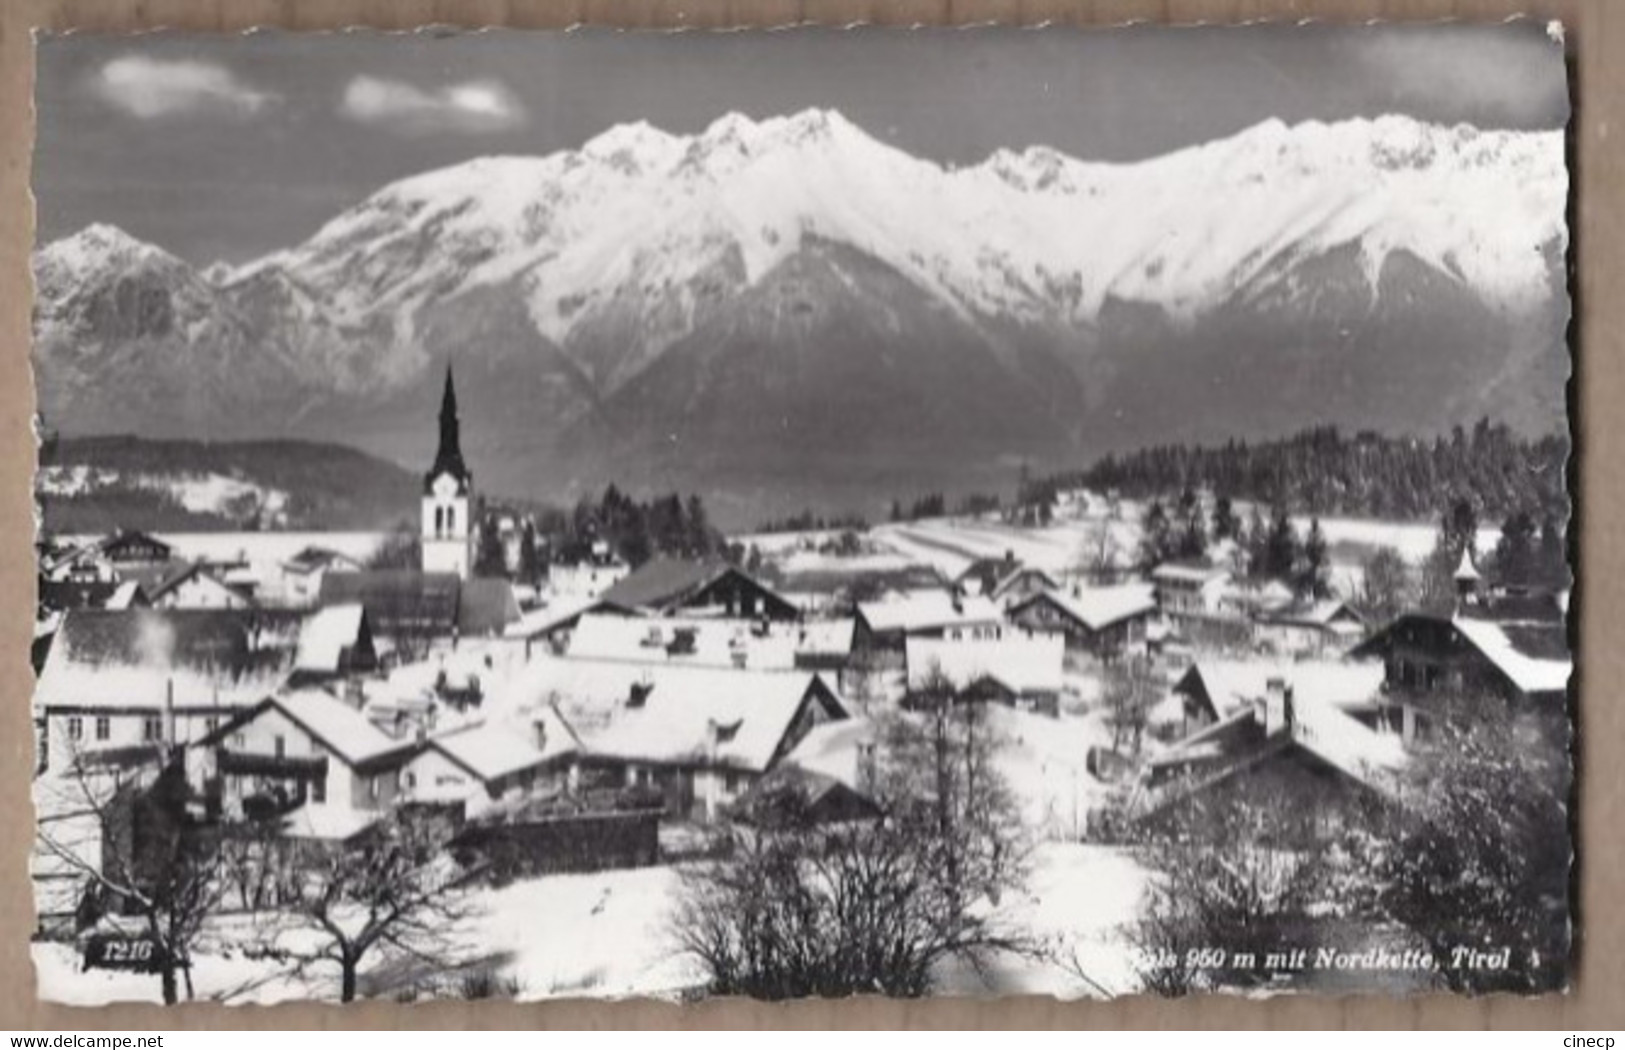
[432,473,461,500]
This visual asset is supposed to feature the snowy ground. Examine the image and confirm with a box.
[751,496,1502,600]
[32,840,1151,1005]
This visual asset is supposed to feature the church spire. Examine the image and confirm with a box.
[425,364,471,493]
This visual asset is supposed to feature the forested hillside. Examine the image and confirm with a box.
[37,435,421,532]
[1062,422,1568,523]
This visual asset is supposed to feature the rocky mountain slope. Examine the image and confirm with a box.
[33,109,1569,521]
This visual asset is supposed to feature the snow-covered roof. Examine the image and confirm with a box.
[508,657,844,773]
[426,710,575,783]
[1288,695,1407,784]
[1255,599,1363,629]
[595,558,793,617]
[566,612,798,670]
[1152,691,1405,796]
[142,562,247,605]
[281,804,382,843]
[1016,583,1156,631]
[1175,659,1386,721]
[504,598,598,639]
[1151,561,1230,585]
[780,717,878,787]
[282,546,362,573]
[294,603,367,674]
[1451,617,1571,697]
[857,590,1003,634]
[34,609,298,713]
[268,689,416,768]
[795,618,855,657]
[104,580,143,610]
[906,632,1064,695]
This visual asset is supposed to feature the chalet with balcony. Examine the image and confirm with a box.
[192,688,419,841]
[1006,583,1157,661]
[508,658,848,822]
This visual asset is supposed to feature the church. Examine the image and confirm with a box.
[421,368,475,579]
[316,367,519,647]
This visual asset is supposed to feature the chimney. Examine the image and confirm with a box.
[163,677,177,755]
[533,719,548,753]
[1263,676,1291,735]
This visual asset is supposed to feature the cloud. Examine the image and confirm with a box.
[91,55,276,119]
[338,76,526,134]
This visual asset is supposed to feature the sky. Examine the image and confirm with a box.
[33,21,1569,266]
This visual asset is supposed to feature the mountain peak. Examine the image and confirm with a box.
[43,222,159,259]
[582,119,678,162]
[34,223,190,285]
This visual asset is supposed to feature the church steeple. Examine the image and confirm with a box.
[425,365,471,494]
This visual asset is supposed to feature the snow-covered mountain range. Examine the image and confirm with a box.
[33,108,1569,518]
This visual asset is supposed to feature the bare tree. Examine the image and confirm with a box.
[35,756,224,1004]
[276,810,480,1002]
[218,817,296,913]
[674,684,1031,998]
[1128,778,1345,995]
[1355,546,1412,629]
[1366,691,1570,992]
[1101,658,1158,756]
[1076,516,1121,584]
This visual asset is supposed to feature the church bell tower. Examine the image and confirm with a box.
[421,366,474,579]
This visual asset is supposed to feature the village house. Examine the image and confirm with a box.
[277,546,363,607]
[34,608,301,775]
[904,631,1066,717]
[1347,551,1570,707]
[852,589,1006,660]
[1139,673,1408,839]
[191,687,420,844]
[1006,582,1158,662]
[1168,658,1413,741]
[593,557,800,621]
[141,562,257,611]
[1151,560,1232,616]
[38,535,126,611]
[289,603,380,685]
[96,529,175,571]
[953,552,1060,606]
[508,657,848,822]
[403,707,577,820]
[732,762,884,827]
[38,537,117,586]
[1151,560,1260,650]
[547,540,632,601]
[317,570,520,654]
[1251,598,1367,656]
[1350,607,1570,707]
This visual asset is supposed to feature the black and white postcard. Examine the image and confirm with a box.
[27,22,1573,1004]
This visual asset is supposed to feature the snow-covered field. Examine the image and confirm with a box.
[33,841,1148,1005]
[751,498,1502,597]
